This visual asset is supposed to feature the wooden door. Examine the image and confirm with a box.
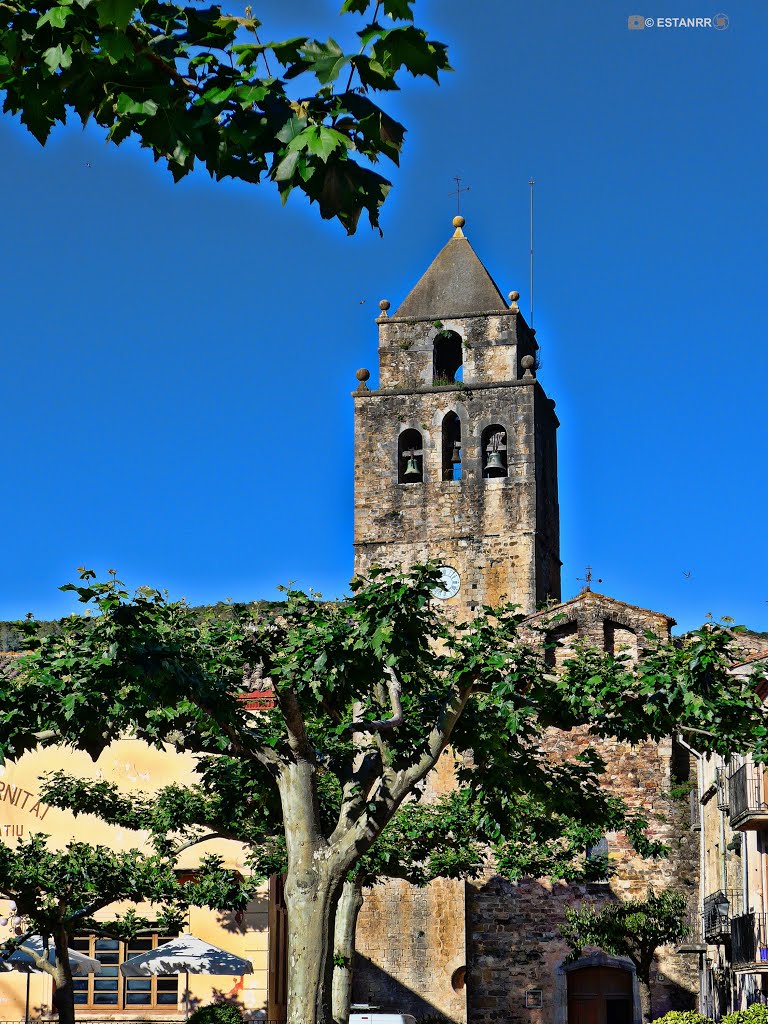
[568,966,633,1024]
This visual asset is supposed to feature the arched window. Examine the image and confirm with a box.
[545,621,577,669]
[604,620,638,661]
[398,428,423,484]
[433,330,463,384]
[441,412,462,481]
[481,423,508,478]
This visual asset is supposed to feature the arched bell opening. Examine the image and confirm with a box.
[441,412,462,481]
[433,330,463,384]
[398,428,424,484]
[481,423,508,478]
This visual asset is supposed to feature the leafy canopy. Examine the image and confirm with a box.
[1,565,765,896]
[0,0,450,233]
[0,832,256,959]
[561,886,689,981]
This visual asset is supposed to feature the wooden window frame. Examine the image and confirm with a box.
[71,933,179,1012]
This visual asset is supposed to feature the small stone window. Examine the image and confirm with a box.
[481,423,508,478]
[441,412,462,481]
[398,428,424,484]
[433,330,463,385]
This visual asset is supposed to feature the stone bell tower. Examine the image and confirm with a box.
[353,216,561,616]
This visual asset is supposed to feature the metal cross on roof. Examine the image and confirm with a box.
[449,176,470,215]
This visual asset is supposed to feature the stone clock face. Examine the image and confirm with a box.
[434,566,461,600]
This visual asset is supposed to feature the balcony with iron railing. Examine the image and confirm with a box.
[729,762,768,830]
[676,905,707,953]
[704,889,743,943]
[731,912,768,970]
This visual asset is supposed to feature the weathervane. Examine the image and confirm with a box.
[449,176,470,215]
[576,566,603,591]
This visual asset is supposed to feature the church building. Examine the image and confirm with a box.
[351,216,701,1024]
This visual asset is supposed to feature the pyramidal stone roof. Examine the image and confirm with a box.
[394,221,508,319]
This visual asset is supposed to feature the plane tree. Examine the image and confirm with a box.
[0,0,450,233]
[0,565,764,1024]
[0,834,256,1024]
[561,887,689,1023]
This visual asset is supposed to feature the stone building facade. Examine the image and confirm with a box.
[352,218,702,1024]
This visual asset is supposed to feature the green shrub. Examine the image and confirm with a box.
[722,1006,768,1024]
[188,1002,244,1024]
[651,1013,713,1024]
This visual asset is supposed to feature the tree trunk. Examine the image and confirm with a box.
[637,976,652,1023]
[284,869,342,1024]
[332,877,365,1024]
[279,759,344,1024]
[51,928,76,1024]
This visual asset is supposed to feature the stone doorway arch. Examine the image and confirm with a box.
[554,953,641,1024]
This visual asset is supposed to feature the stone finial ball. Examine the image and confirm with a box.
[521,355,535,370]
[453,215,465,228]
[379,299,391,311]
[508,291,520,302]
[356,368,371,382]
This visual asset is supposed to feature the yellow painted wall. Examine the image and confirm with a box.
[0,738,270,1019]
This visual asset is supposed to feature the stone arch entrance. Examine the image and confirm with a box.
[554,954,641,1024]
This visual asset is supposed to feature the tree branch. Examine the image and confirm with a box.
[17,942,57,979]
[346,668,403,734]
[274,682,316,763]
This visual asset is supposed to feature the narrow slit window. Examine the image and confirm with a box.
[441,412,462,481]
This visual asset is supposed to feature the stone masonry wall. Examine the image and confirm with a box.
[354,876,467,1022]
[466,732,700,1024]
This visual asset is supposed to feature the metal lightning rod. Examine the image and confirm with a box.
[529,178,535,327]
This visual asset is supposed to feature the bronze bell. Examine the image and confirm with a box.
[451,442,462,465]
[403,456,421,480]
[485,451,506,475]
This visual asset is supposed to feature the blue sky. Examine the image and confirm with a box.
[1,0,766,633]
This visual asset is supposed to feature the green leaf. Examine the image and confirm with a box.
[276,115,307,145]
[37,6,73,28]
[96,0,136,31]
[99,31,135,63]
[382,0,414,19]
[299,38,350,84]
[115,92,158,116]
[273,149,299,182]
[371,25,451,83]
[269,37,307,65]
[43,43,73,71]
[305,126,351,162]
[202,83,235,105]
[340,0,370,12]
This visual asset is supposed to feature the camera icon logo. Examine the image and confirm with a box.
[628,14,645,29]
